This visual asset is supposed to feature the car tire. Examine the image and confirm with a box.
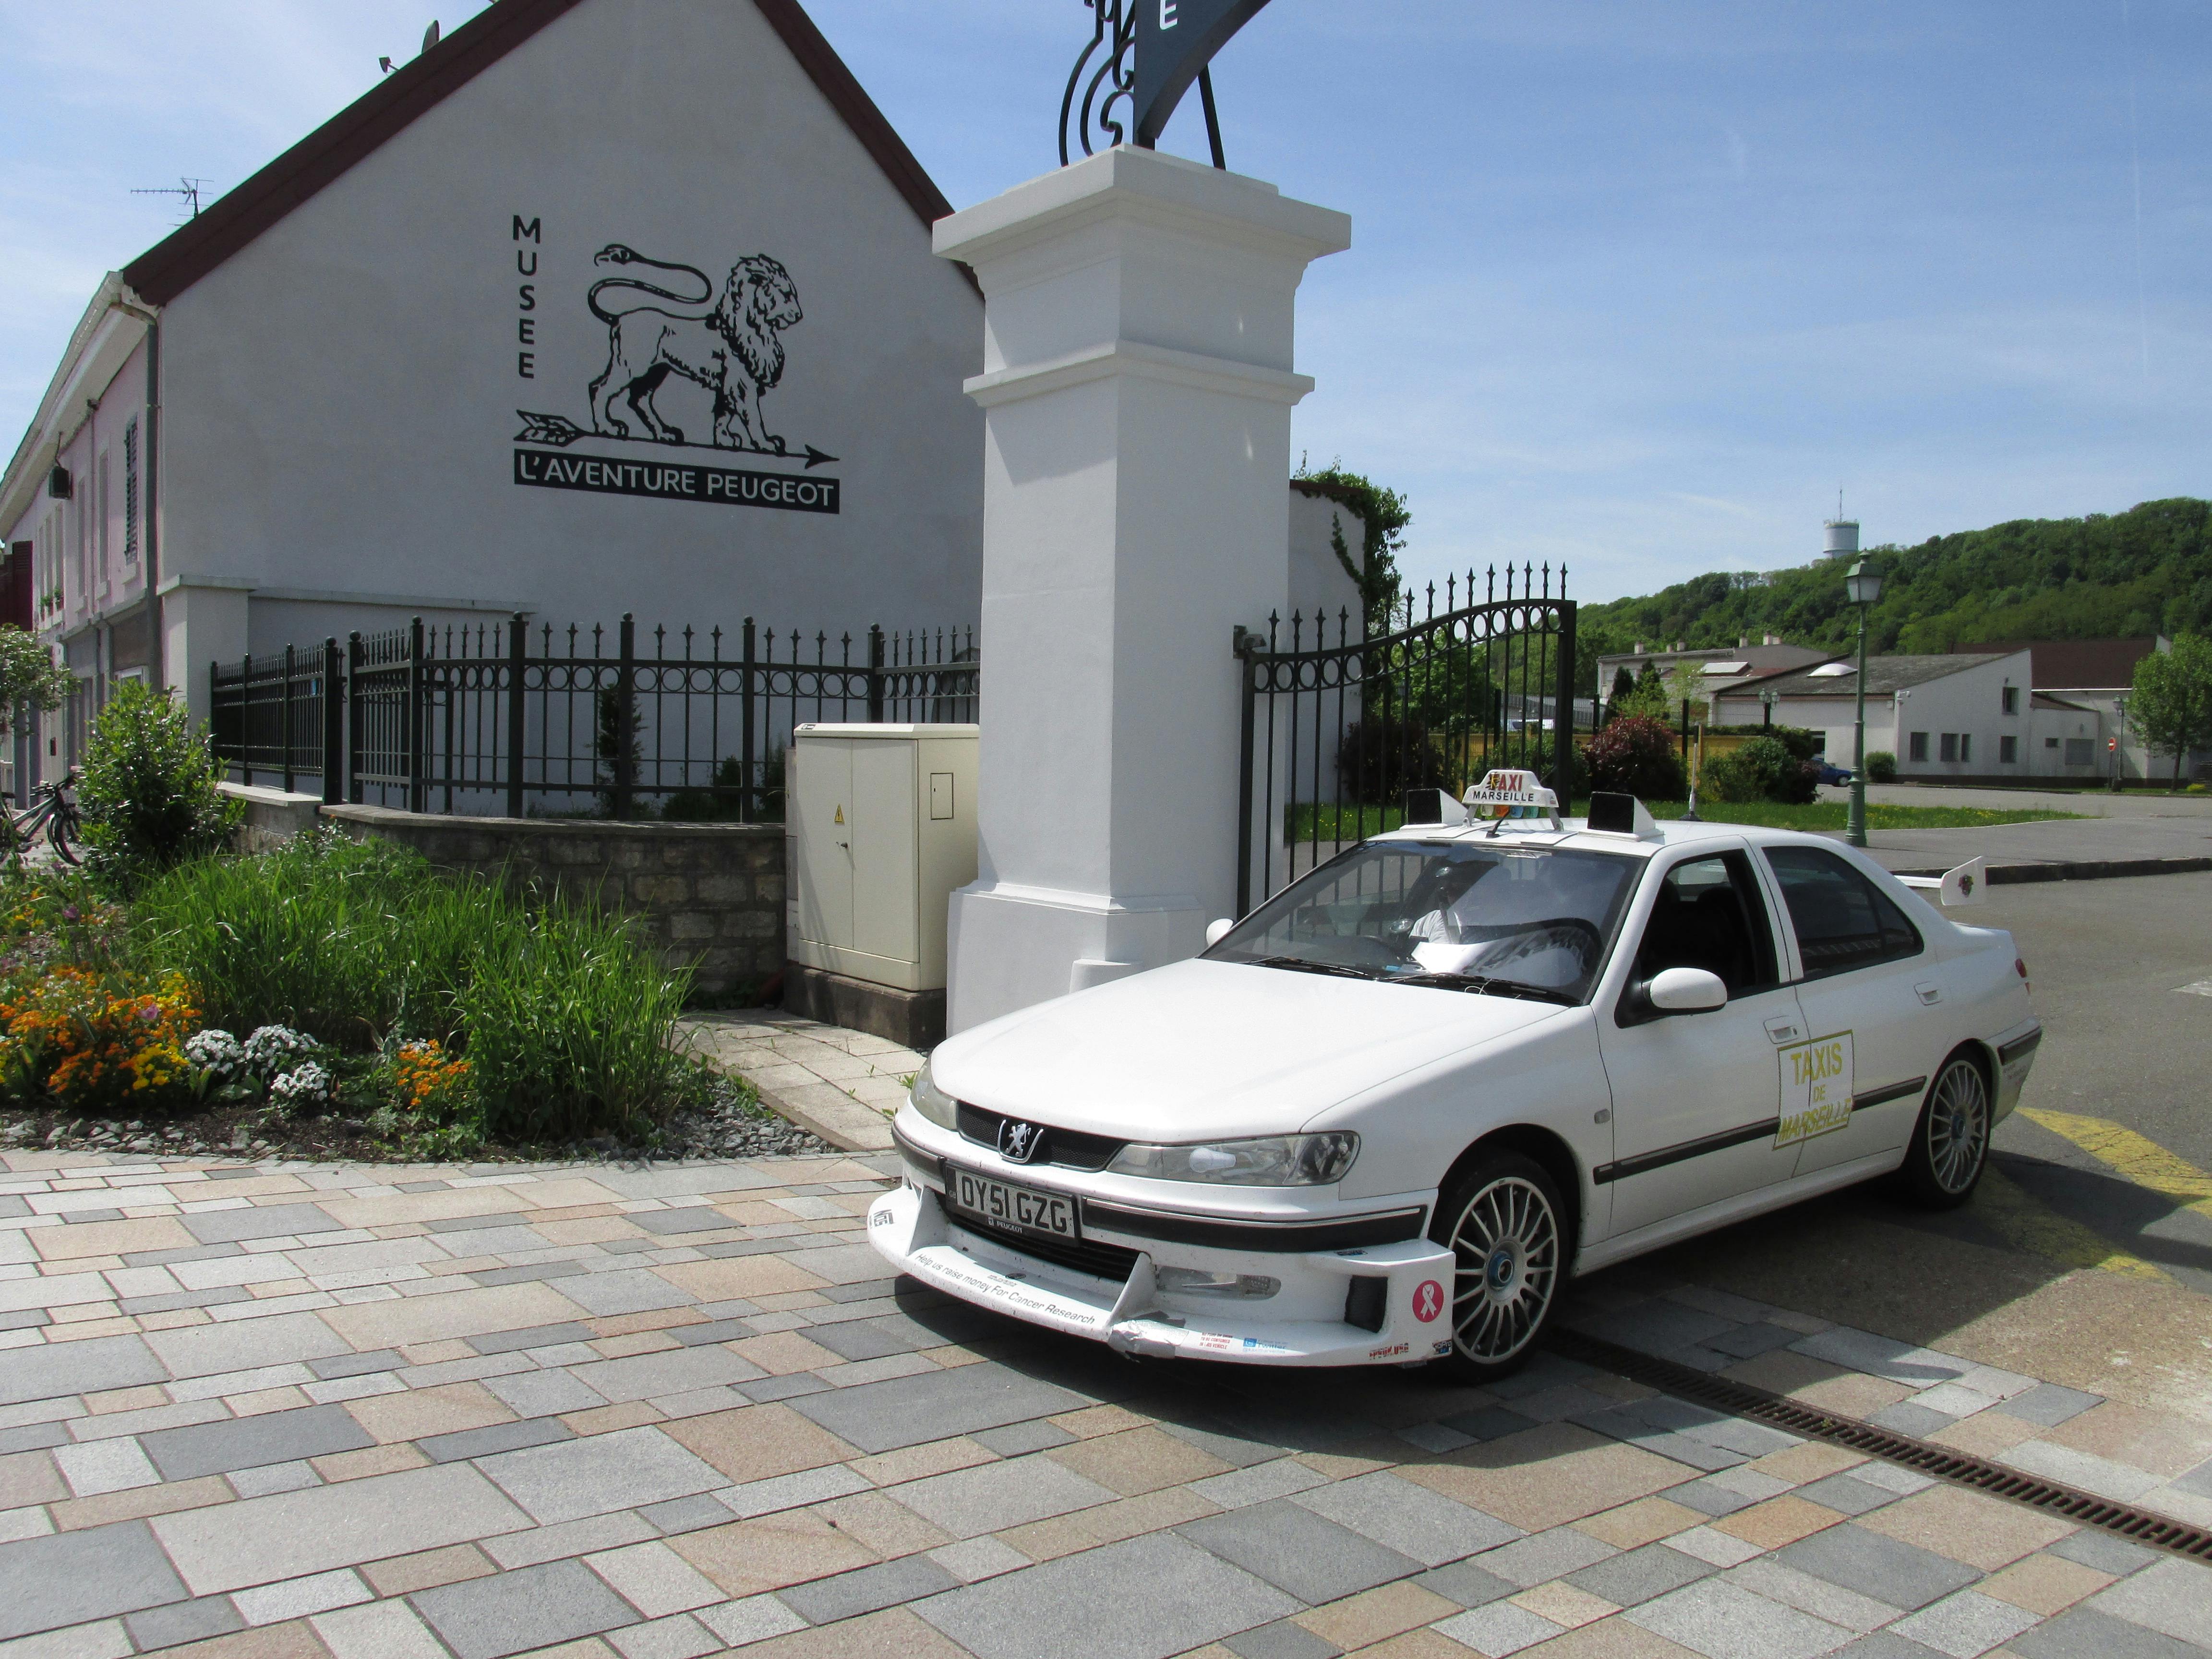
[1426,1150,1566,1383]
[1898,1049,1992,1211]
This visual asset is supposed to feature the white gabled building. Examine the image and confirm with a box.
[1711,650,2036,779]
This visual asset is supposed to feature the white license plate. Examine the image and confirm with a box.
[947,1167,1079,1240]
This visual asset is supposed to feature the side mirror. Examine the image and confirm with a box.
[1204,918,1236,948]
[1647,966,1728,1014]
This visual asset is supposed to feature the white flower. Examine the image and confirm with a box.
[243,1026,321,1076]
[270,1061,335,1111]
[184,1028,245,1082]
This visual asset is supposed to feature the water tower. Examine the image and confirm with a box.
[1824,517,1860,559]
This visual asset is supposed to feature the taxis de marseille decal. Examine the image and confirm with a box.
[1776,1031,1854,1147]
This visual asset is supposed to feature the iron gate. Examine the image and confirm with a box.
[1235,565,1576,912]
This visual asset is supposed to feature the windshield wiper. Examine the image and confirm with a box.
[1389,971,1575,1005]
[1248,955,1384,981]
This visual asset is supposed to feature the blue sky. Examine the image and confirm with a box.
[2,0,2205,605]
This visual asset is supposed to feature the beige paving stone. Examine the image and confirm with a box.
[990,1514,1099,1562]
[2042,1398,2212,1478]
[1857,1483,2075,1569]
[317,1280,584,1349]
[516,1178,625,1209]
[1513,1583,1620,1628]
[1295,1581,1462,1649]
[592,1331,685,1359]
[158,1619,334,1659]
[563,1401,667,1435]
[1711,1495,1845,1549]
[663,1404,863,1484]
[1931,1409,2047,1458]
[734,1605,973,1659]
[1342,1629,1483,1659]
[851,1437,998,1488]
[725,1333,842,1376]
[345,1381,515,1443]
[918,1344,987,1369]
[84,1385,170,1414]
[228,1387,313,1417]
[1980,1551,2116,1615]
[1396,1423,1690,1532]
[359,1541,499,1596]
[1572,1497,1707,1550]
[397,1340,474,1365]
[1295,1449,1395,1481]
[313,1444,431,1482]
[1516,1616,1705,1658]
[1045,1403,1149,1440]
[1044,1426,1237,1496]
[652,1256,828,1302]
[586,1309,705,1340]
[1048,1483,1219,1547]
[32,1218,194,1260]
[666,1511,879,1597]
[1743,1443,1865,1484]
[52,1472,231,1530]
[0,1449,65,1508]
[317,1190,531,1228]
[811,1490,953,1557]
[533,1217,647,1245]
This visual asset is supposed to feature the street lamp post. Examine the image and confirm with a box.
[1844,556,1883,847]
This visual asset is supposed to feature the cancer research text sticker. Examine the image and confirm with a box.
[1776,1031,1853,1148]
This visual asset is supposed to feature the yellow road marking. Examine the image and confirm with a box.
[2020,1107,2212,1219]
[1971,1165,2171,1282]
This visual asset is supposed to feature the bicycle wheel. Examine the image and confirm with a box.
[45,807,78,866]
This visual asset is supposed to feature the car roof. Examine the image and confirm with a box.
[1369,817,1833,859]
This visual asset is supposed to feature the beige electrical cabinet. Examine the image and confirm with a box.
[788,724,979,995]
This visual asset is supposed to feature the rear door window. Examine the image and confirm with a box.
[1763,846,1923,978]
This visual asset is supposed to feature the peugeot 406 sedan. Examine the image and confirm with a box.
[867,783,2040,1380]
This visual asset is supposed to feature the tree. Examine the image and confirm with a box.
[78,682,240,888]
[0,626,70,732]
[2127,634,2212,787]
[1612,662,1671,723]
[1602,665,1636,725]
[1662,661,1711,726]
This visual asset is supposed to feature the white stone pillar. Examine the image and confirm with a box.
[935,148,1350,1034]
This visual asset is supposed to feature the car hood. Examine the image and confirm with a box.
[932,957,1566,1142]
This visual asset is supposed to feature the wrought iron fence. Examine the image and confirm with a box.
[211,614,978,820]
[1236,565,1575,911]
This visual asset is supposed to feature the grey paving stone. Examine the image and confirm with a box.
[554,1269,697,1318]
[142,1402,375,1480]
[1473,1526,1618,1588]
[482,1368,609,1419]
[1724,1557,1904,1634]
[120,1288,251,1315]
[412,1556,641,1659]
[0,1421,71,1453]
[1775,1523,1982,1611]
[1670,1474,1760,1517]
[1792,1473,1903,1516]
[58,1207,123,1222]
[1822,1635,1948,1659]
[2049,1529,2159,1576]
[628,1207,736,1235]
[122,1243,244,1266]
[1995,1383,2104,1427]
[0,1519,192,1641]
[0,1333,165,1407]
[891,1455,1117,1538]
[803,1315,941,1362]
[1225,1620,1343,1659]
[1789,1329,1972,1389]
[638,1493,738,1534]
[1707,1322,1804,1359]
[821,1278,902,1303]
[1290,1470,1521,1567]
[739,1373,832,1403]
[143,1311,351,1379]
[1414,1558,1518,1608]
[123,1595,244,1649]
[2087,1558,2212,1649]
[564,1346,764,1404]
[151,1462,529,1594]
[1890,1587,2040,1656]
[1567,1542,1717,1607]
[179,1202,340,1243]
[1157,1422,1292,1468]
[1866,1402,1960,1439]
[1627,1576,1856,1659]
[477,1425,728,1525]
[0,1196,27,1218]
[785,1361,1087,1453]
[1178,1498,1421,1604]
[2173,1456,2212,1499]
[228,1460,322,1497]
[466,1322,594,1356]
[670,1318,757,1347]
[419,1418,576,1462]
[0,1310,49,1332]
[915,1530,1299,1659]
[1438,1406,1540,1442]
[305,1349,408,1380]
[2009,1606,2212,1659]
[777,1555,960,1623]
[1576,1409,1750,1473]
[471,1262,587,1286]
[970,1419,1076,1456]
[1582,1300,1740,1354]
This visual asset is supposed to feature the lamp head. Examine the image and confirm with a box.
[1844,557,1882,607]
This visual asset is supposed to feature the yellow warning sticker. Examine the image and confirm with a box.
[834,805,844,825]
[1776,1031,1854,1148]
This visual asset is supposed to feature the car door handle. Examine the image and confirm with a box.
[1915,982,1942,1005]
[1763,1016,1803,1045]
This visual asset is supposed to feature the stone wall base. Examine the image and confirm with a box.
[785,962,946,1050]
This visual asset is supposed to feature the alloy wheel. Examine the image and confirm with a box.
[1925,1058,1990,1195]
[1445,1173,1560,1364]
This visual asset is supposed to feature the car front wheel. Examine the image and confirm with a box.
[1428,1151,1564,1382]
[1899,1050,1991,1210]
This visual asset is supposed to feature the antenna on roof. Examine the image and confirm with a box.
[422,19,440,52]
[131,178,208,222]
[379,56,395,73]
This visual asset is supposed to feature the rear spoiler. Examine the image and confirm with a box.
[1897,857,1987,907]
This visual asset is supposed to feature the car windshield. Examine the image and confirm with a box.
[1206,839,1640,1003]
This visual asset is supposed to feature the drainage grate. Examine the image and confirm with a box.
[1548,1327,2212,1564]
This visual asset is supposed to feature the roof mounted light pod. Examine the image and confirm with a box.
[1586,792,1662,841]
[1462,770,1563,834]
[1402,787,1469,828]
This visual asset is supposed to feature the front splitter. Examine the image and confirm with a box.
[866,1182,1458,1368]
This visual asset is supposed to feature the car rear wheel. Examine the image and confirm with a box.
[1428,1151,1564,1382]
[1899,1050,1991,1210]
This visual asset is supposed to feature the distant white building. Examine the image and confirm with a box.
[1712,651,2035,778]
[1596,638,1834,712]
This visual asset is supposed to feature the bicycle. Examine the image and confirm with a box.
[0,768,82,866]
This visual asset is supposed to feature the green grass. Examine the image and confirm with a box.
[1286,799,2081,841]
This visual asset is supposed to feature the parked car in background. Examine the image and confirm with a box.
[1813,758,1856,786]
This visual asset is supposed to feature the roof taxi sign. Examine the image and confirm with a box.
[1462,770,1564,833]
[1060,0,1276,165]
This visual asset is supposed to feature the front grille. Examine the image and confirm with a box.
[949,1211,1142,1284]
[956,1102,1127,1171]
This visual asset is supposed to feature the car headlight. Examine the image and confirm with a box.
[908,1061,960,1131]
[1106,1131,1358,1186]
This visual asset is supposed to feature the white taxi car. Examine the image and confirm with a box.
[867,776,2041,1380]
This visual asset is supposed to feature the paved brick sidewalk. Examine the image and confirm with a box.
[2,1150,2209,1659]
[676,1013,917,1152]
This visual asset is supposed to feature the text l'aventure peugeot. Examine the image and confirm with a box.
[867,773,2040,1380]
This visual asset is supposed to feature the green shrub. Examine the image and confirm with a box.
[78,683,239,889]
[1700,735,1819,805]
[1865,750,1899,783]
[1585,715,1685,800]
[0,626,71,733]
